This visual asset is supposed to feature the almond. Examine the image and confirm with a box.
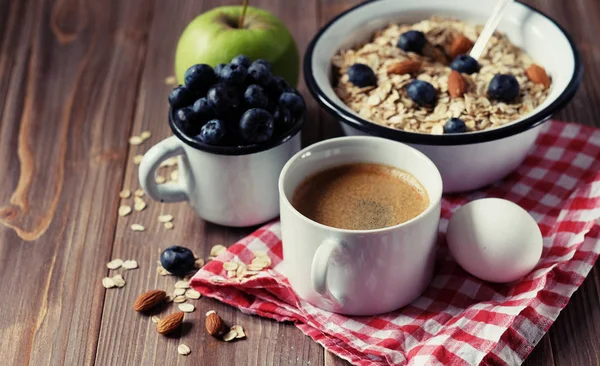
[448,71,467,98]
[132,290,167,312]
[526,64,551,88]
[156,311,184,335]
[387,59,421,75]
[450,35,474,59]
[205,310,228,338]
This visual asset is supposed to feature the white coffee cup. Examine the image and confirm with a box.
[139,112,303,227]
[278,136,443,315]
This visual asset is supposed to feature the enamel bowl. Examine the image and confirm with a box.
[304,0,582,193]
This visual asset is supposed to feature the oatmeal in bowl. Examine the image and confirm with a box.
[304,0,581,193]
[332,17,552,135]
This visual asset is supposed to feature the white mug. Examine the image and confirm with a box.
[278,136,443,315]
[139,113,303,227]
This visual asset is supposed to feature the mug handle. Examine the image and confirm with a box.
[139,136,190,203]
[311,239,344,306]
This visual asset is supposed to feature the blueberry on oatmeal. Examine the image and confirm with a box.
[347,64,377,87]
[397,30,427,54]
[444,118,467,134]
[407,80,437,107]
[488,74,520,102]
[450,55,480,75]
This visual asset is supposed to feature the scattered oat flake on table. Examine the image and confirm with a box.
[223,330,237,342]
[173,288,186,296]
[210,245,226,257]
[175,280,190,289]
[131,224,145,232]
[112,274,126,287]
[178,303,195,313]
[194,258,205,269]
[134,197,146,212]
[177,344,191,356]
[102,277,115,289]
[164,222,174,230]
[231,325,246,339]
[119,189,131,199]
[185,289,201,299]
[122,260,138,270]
[173,295,187,303]
[140,131,151,140]
[157,266,171,276]
[158,214,173,223]
[129,136,143,145]
[159,157,177,168]
[133,155,143,165]
[151,316,160,324]
[118,205,132,217]
[107,258,123,270]
[134,189,144,197]
[164,75,177,85]
[155,176,166,184]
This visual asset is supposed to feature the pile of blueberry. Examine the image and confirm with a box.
[169,55,306,146]
[346,30,521,134]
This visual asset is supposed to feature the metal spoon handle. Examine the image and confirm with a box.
[469,0,515,60]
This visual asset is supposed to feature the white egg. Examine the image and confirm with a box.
[446,198,543,283]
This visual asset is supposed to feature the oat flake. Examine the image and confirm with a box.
[106,258,123,270]
[133,155,143,165]
[118,205,132,217]
[119,189,131,199]
[122,260,138,270]
[131,224,145,232]
[185,289,201,299]
[177,344,191,356]
[178,303,195,313]
[102,277,115,289]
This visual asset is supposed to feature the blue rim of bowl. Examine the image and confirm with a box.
[168,107,305,156]
[303,0,584,146]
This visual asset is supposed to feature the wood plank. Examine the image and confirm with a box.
[0,0,153,365]
[95,0,324,364]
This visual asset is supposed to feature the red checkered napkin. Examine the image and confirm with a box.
[191,121,600,366]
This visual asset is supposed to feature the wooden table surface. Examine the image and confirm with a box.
[0,0,598,365]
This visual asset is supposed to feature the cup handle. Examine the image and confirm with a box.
[311,238,343,306]
[139,136,189,203]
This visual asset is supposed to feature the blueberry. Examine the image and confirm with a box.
[160,246,195,276]
[266,76,291,97]
[220,63,248,85]
[231,54,251,68]
[192,97,215,122]
[407,80,438,107]
[244,85,269,109]
[207,83,240,116]
[397,30,427,54]
[444,118,467,133]
[252,59,272,72]
[450,55,480,75]
[168,85,194,109]
[247,63,271,87]
[279,92,306,119]
[239,108,275,143]
[175,107,202,136]
[488,74,520,102]
[214,63,226,77]
[347,63,377,87]
[197,119,227,145]
[184,64,217,90]
[273,105,294,131]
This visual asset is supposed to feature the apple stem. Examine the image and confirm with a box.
[239,0,248,28]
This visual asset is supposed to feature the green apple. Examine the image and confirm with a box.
[175,6,299,87]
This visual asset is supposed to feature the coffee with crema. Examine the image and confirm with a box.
[291,163,429,230]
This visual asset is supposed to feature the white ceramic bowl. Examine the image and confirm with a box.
[304,0,582,193]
